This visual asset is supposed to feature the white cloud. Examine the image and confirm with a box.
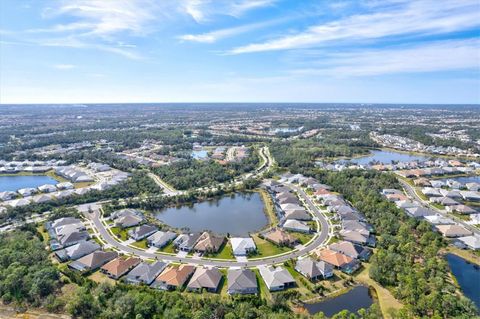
[228,0,480,54]
[53,64,76,70]
[180,0,276,23]
[290,39,480,77]
[178,18,286,43]
[42,0,159,37]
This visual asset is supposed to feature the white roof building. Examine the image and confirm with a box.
[258,265,295,291]
[230,237,256,256]
[283,219,310,233]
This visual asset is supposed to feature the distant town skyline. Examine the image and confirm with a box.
[0,0,479,104]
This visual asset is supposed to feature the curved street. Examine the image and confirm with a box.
[83,180,330,268]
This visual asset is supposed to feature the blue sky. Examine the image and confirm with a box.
[0,0,479,104]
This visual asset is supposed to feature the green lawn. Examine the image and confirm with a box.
[212,242,235,260]
[160,241,176,254]
[253,268,271,300]
[110,227,128,241]
[450,212,471,221]
[131,239,148,249]
[294,232,314,245]
[252,235,291,258]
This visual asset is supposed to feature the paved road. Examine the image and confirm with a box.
[398,179,479,235]
[84,181,330,268]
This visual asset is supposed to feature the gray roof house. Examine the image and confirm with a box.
[446,205,477,214]
[186,267,223,293]
[69,251,118,272]
[460,191,480,202]
[258,265,295,291]
[283,219,311,233]
[38,184,57,193]
[58,231,90,248]
[455,235,480,250]
[0,191,17,201]
[128,224,158,241]
[111,209,144,228]
[55,240,100,262]
[147,231,177,248]
[340,230,374,246]
[284,209,311,221]
[18,187,37,197]
[125,261,168,285]
[423,214,455,225]
[405,206,437,218]
[227,268,258,295]
[295,257,334,281]
[115,214,143,228]
[173,233,202,252]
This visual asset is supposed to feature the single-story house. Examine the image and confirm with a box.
[446,205,477,214]
[466,182,480,191]
[55,240,100,262]
[329,241,372,261]
[193,232,226,254]
[263,229,298,247]
[284,209,311,221]
[317,248,360,274]
[147,231,177,248]
[295,257,333,281]
[385,193,408,202]
[435,224,473,238]
[460,191,480,202]
[258,265,296,291]
[227,268,258,294]
[128,224,158,241]
[0,191,17,201]
[173,233,201,252]
[69,251,118,272]
[17,187,37,197]
[439,189,462,199]
[283,219,311,233]
[422,188,442,198]
[230,237,256,256]
[423,214,455,225]
[455,235,480,250]
[125,261,168,285]
[186,267,222,293]
[38,184,57,193]
[100,256,141,279]
[430,197,460,206]
[151,264,196,290]
[405,206,437,218]
[395,200,421,209]
[56,182,74,190]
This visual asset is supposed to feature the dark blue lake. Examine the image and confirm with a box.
[439,176,480,184]
[0,175,58,192]
[338,149,432,165]
[304,285,373,317]
[156,192,268,236]
[446,253,480,310]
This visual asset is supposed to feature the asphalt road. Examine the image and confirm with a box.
[84,181,330,268]
[399,179,479,236]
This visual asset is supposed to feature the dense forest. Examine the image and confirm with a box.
[309,169,478,318]
[269,137,373,171]
[153,149,260,190]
